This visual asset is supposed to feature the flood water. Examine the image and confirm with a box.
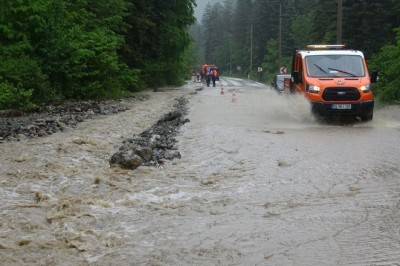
[1,78,400,265]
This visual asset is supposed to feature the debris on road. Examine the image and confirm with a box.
[109,97,190,169]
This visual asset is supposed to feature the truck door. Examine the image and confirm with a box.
[292,53,304,93]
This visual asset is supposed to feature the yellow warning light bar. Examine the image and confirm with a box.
[307,44,346,49]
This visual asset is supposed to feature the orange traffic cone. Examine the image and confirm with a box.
[221,85,225,95]
[232,89,237,103]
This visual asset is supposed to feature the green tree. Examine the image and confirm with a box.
[45,0,129,99]
[369,27,400,102]
[0,0,50,105]
[231,0,253,76]
[343,0,393,57]
[194,0,400,91]
[290,14,313,49]
[190,20,204,70]
[199,0,236,74]
[0,0,132,104]
[121,0,196,87]
[263,38,279,75]
[310,0,336,43]
[202,3,227,66]
[252,0,277,68]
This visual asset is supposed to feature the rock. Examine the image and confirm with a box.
[76,116,84,122]
[38,129,48,137]
[159,111,182,122]
[109,96,189,170]
[135,147,153,162]
[7,122,22,131]
[17,134,28,141]
[149,134,161,148]
[0,99,131,141]
[164,150,181,160]
[124,154,142,169]
[55,119,67,129]
[109,151,142,170]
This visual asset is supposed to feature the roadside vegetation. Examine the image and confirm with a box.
[196,0,400,103]
[1,0,399,110]
[0,0,196,110]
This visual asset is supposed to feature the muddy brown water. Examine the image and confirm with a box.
[1,78,400,265]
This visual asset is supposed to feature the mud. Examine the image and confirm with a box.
[1,79,400,265]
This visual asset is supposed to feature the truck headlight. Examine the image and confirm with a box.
[361,84,371,92]
[307,84,320,93]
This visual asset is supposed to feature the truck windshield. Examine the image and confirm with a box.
[305,55,365,78]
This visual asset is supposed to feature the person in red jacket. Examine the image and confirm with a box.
[200,64,208,82]
[211,68,218,87]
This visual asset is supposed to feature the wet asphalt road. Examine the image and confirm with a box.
[167,77,400,265]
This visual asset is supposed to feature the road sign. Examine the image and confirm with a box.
[258,67,263,72]
[280,67,286,74]
[237,66,241,71]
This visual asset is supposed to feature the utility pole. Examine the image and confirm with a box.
[229,34,232,76]
[279,0,282,67]
[337,0,343,44]
[250,23,253,79]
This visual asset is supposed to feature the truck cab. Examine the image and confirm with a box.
[285,45,378,121]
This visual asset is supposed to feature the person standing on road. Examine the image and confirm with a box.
[211,68,217,87]
[205,68,211,87]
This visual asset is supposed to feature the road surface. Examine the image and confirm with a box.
[1,77,400,265]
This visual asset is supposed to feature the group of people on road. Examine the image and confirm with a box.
[200,64,219,87]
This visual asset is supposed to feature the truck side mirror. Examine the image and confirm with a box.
[292,71,302,84]
[370,71,378,83]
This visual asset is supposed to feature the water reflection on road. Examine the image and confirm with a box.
[1,78,400,265]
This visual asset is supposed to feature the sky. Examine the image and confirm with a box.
[194,0,221,22]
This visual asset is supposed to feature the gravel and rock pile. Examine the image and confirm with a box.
[0,91,193,170]
[0,98,142,142]
[109,96,190,169]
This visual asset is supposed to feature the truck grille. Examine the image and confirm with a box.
[322,87,360,101]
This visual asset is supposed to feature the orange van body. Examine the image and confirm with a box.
[284,45,377,121]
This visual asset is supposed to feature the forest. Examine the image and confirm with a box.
[194,0,400,103]
[1,0,400,110]
[0,0,196,109]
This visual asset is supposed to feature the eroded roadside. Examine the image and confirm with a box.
[0,84,198,265]
[0,99,135,142]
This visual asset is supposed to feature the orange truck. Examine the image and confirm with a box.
[284,44,378,121]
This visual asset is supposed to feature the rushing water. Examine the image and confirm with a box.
[1,79,400,265]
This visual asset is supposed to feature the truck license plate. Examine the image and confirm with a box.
[332,104,351,110]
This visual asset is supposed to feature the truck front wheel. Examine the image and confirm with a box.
[360,113,373,122]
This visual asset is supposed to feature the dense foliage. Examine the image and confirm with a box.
[120,0,196,88]
[197,0,400,102]
[0,0,196,109]
[369,28,400,103]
